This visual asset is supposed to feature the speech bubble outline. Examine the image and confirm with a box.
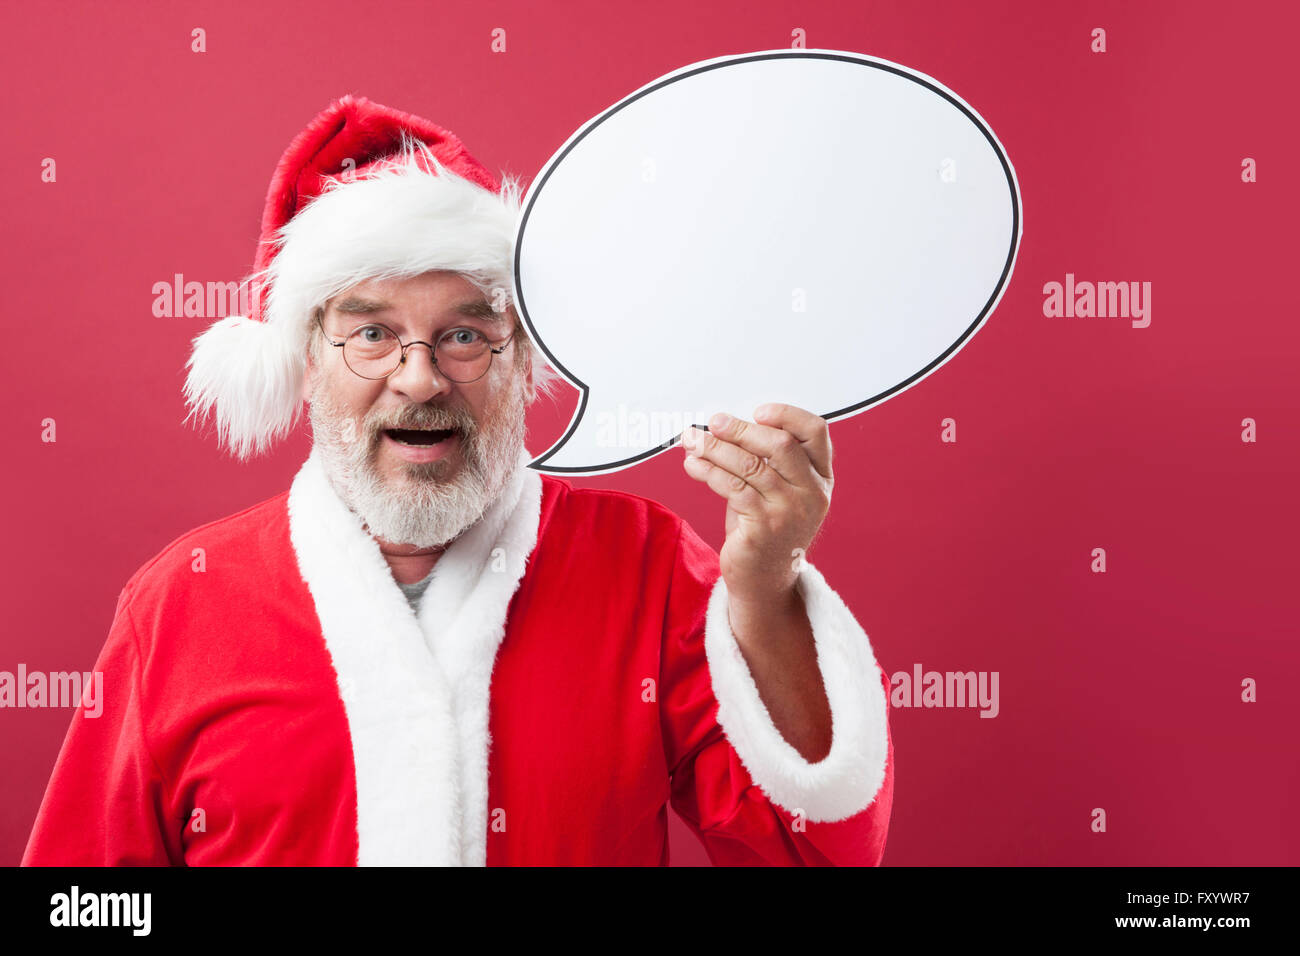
[516,49,1023,475]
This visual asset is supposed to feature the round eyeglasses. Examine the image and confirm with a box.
[317,316,515,383]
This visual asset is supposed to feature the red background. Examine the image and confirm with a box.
[2,0,1297,866]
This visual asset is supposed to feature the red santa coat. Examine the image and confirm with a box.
[23,449,894,866]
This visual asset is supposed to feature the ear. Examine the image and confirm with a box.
[301,342,316,404]
[301,310,322,403]
[508,307,535,405]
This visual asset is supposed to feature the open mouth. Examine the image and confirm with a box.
[383,428,457,446]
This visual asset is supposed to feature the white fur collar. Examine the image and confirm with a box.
[286,445,542,865]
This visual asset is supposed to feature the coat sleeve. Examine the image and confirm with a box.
[21,588,181,866]
[660,517,894,866]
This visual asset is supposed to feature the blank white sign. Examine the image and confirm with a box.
[515,49,1022,474]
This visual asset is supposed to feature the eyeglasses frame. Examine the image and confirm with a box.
[315,314,516,383]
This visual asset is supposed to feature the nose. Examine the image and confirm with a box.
[386,341,453,404]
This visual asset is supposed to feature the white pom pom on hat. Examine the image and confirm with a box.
[182,94,523,460]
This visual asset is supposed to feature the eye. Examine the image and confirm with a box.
[357,324,393,344]
[448,328,485,346]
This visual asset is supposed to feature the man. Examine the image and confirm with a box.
[23,95,893,866]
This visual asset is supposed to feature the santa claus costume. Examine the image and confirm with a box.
[22,95,894,866]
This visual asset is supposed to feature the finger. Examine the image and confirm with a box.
[750,404,833,481]
[681,449,765,516]
[683,425,782,500]
[706,410,823,488]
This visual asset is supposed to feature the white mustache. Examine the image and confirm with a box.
[369,410,474,434]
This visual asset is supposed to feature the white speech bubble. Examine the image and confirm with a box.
[515,49,1022,475]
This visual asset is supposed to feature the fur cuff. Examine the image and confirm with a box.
[703,560,889,823]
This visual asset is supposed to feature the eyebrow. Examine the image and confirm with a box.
[331,296,390,315]
[453,299,508,322]
[330,296,508,323]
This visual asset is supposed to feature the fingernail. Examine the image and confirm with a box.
[681,427,696,450]
[709,412,731,430]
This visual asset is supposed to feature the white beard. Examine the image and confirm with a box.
[308,376,527,549]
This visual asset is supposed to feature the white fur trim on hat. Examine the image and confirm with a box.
[182,312,306,461]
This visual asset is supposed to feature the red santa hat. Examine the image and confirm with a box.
[183,94,523,459]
